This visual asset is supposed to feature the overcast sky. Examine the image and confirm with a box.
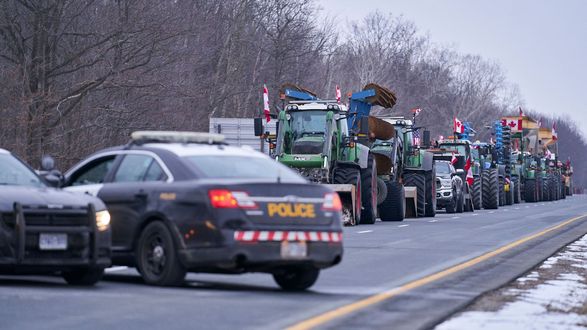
[317,0,587,137]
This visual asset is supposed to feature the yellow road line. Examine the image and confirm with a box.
[287,213,587,330]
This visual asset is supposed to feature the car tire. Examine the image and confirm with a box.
[136,221,186,286]
[273,266,320,291]
[62,267,104,286]
[456,189,464,213]
[379,181,405,221]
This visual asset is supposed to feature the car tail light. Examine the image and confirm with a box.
[208,190,257,209]
[322,192,342,211]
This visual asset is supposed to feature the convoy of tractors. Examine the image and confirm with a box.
[256,83,574,225]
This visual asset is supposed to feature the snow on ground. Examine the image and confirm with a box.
[436,234,587,330]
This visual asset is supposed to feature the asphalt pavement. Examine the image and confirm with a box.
[2,196,587,330]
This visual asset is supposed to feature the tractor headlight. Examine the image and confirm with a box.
[96,210,111,231]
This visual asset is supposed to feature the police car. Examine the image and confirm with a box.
[63,131,343,290]
[0,149,111,285]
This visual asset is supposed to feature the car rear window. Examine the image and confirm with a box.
[183,155,305,182]
[0,154,44,187]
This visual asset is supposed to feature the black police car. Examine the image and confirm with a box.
[63,131,343,290]
[0,149,111,285]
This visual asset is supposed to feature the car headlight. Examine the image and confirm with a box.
[96,210,111,231]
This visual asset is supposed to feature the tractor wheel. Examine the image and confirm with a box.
[482,169,499,209]
[498,176,506,207]
[472,175,482,210]
[524,179,537,202]
[379,181,405,221]
[513,176,521,204]
[424,167,437,217]
[360,154,377,224]
[376,177,388,205]
[404,172,426,217]
[333,167,362,226]
[505,179,513,205]
[541,176,550,201]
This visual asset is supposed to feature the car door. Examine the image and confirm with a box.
[64,154,120,196]
[97,153,169,251]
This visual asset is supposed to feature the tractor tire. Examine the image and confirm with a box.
[333,167,362,226]
[512,176,521,204]
[404,172,426,218]
[498,176,506,207]
[376,177,388,205]
[360,154,377,224]
[379,181,405,221]
[424,167,437,217]
[472,175,482,210]
[541,177,550,201]
[525,179,537,203]
[482,169,499,209]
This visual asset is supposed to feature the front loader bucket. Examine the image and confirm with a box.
[363,83,397,108]
[327,184,357,226]
[369,116,395,140]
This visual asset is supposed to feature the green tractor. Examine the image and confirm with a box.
[273,84,397,225]
[370,116,436,219]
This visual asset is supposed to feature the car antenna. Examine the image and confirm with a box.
[277,166,282,184]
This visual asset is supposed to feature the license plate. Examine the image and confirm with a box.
[281,241,307,259]
[39,233,68,250]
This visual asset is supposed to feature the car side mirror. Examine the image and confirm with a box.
[254,117,264,137]
[455,169,465,175]
[42,169,65,188]
[41,155,55,171]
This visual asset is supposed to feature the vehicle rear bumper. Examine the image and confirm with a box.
[178,240,343,272]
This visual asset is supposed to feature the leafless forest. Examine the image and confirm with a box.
[0,0,584,187]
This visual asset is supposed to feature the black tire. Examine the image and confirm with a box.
[525,179,537,202]
[513,176,521,204]
[333,167,362,226]
[136,221,186,286]
[472,175,482,210]
[498,176,505,206]
[273,266,320,291]
[404,172,426,217]
[424,167,437,217]
[379,181,405,221]
[62,267,104,286]
[541,176,549,201]
[482,169,499,209]
[376,177,388,205]
[445,196,456,214]
[456,188,464,213]
[360,154,377,224]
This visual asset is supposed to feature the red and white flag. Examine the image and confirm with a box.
[464,156,472,171]
[552,122,558,140]
[506,118,522,132]
[451,153,458,165]
[411,108,422,116]
[454,117,464,133]
[335,85,341,104]
[465,157,474,186]
[263,84,271,122]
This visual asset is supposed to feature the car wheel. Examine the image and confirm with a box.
[273,266,320,291]
[62,267,104,286]
[136,221,186,286]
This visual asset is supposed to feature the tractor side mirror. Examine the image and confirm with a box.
[423,130,431,148]
[455,168,465,175]
[359,116,369,135]
[254,117,263,137]
[41,155,55,171]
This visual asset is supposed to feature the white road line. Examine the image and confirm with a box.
[489,211,495,214]
[525,205,530,208]
[428,219,438,223]
[357,230,373,234]
[515,207,520,210]
[451,216,460,219]
[398,224,409,228]
[473,213,479,216]
[503,209,509,212]
[105,266,128,273]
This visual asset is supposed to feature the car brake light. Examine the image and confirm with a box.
[208,190,257,209]
[322,192,342,211]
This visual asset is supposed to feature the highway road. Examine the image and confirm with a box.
[2,196,587,330]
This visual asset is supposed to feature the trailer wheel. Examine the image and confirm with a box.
[482,169,499,209]
[379,181,405,221]
[333,167,362,226]
[360,154,377,224]
[404,172,426,217]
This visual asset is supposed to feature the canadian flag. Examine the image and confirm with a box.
[263,84,271,123]
[454,117,464,134]
[412,108,422,116]
[464,156,472,171]
[506,118,522,132]
[335,85,341,104]
[466,167,474,186]
[552,122,558,140]
[451,153,458,165]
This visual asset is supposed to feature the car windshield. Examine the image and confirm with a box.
[439,143,467,155]
[436,162,451,174]
[183,155,306,182]
[0,154,44,187]
[290,111,326,138]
